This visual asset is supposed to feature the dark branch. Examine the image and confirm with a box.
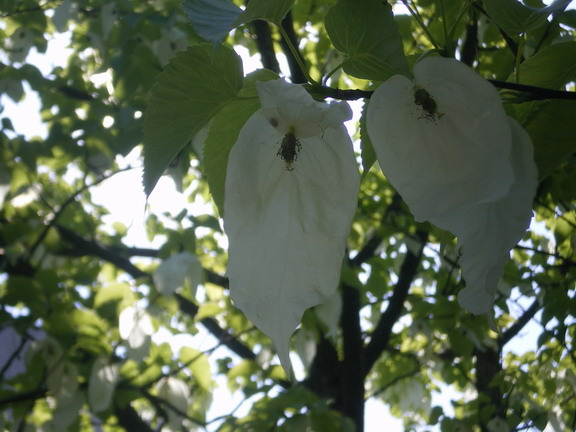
[363,231,427,376]
[335,284,365,431]
[499,299,541,347]
[25,167,134,262]
[460,10,478,67]
[488,80,576,100]
[350,194,403,267]
[0,388,46,408]
[53,226,254,362]
[0,333,30,381]
[175,294,256,361]
[279,12,307,83]
[368,367,420,399]
[251,20,281,73]
[475,345,505,429]
[56,225,148,279]
[55,225,229,288]
[310,81,576,101]
[114,403,154,432]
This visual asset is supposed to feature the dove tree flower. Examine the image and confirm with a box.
[223,78,360,377]
[118,305,154,361]
[367,56,537,314]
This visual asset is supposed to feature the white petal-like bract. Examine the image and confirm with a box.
[367,57,514,225]
[153,252,201,297]
[367,57,537,314]
[224,80,359,376]
[456,118,537,314]
[89,357,119,413]
[256,79,352,138]
[119,305,154,361]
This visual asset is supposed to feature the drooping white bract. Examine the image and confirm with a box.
[153,251,201,297]
[89,356,120,413]
[118,305,154,361]
[367,57,515,223]
[224,78,359,377]
[366,57,537,314]
[455,119,537,314]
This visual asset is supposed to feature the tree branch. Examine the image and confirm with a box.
[368,367,421,399]
[460,9,478,67]
[55,224,229,288]
[475,345,505,430]
[350,194,403,267]
[363,231,427,376]
[55,225,149,279]
[175,294,256,361]
[335,283,365,432]
[279,12,307,83]
[53,225,254,362]
[0,388,46,408]
[251,20,281,73]
[499,299,541,348]
[114,403,154,432]
[310,81,576,102]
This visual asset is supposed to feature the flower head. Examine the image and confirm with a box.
[224,79,359,376]
[367,57,537,314]
[256,79,352,138]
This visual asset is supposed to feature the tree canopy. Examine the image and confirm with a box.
[1,1,575,431]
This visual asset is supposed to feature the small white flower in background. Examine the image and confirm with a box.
[367,56,537,314]
[224,78,360,377]
[46,360,78,402]
[157,377,190,431]
[6,28,35,63]
[315,291,342,341]
[119,305,154,361]
[153,252,202,297]
[88,356,119,413]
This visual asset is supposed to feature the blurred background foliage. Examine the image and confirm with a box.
[0,0,575,431]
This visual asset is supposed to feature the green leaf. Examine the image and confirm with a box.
[526,100,576,179]
[324,0,408,81]
[143,43,243,195]
[484,0,572,36]
[180,347,212,390]
[94,282,133,309]
[359,101,376,175]
[509,42,576,178]
[232,0,295,27]
[182,0,242,44]
[518,41,576,89]
[203,69,278,214]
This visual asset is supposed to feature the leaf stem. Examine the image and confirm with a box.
[322,59,346,86]
[277,24,319,86]
[440,0,449,48]
[515,34,526,83]
[400,0,440,50]
[448,0,474,43]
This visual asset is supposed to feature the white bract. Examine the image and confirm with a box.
[88,356,120,413]
[367,57,537,314]
[153,252,202,297]
[224,78,359,377]
[157,376,191,431]
[455,119,537,313]
[119,305,154,361]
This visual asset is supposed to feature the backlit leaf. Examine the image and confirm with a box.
[143,44,243,195]
[182,0,242,44]
[325,0,409,81]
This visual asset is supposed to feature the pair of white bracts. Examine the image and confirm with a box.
[223,57,538,376]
